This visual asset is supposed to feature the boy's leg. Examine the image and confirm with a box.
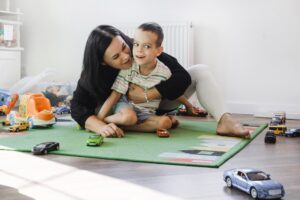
[123,115,172,132]
[99,96,138,126]
[104,107,137,126]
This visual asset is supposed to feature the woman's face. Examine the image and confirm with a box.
[103,36,133,70]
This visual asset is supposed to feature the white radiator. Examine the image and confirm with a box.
[119,22,194,68]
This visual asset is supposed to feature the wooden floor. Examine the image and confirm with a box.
[0,114,299,200]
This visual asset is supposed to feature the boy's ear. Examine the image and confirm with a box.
[156,46,163,56]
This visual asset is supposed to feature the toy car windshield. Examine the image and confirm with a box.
[89,135,99,138]
[247,172,270,181]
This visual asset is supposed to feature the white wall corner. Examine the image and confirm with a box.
[227,101,300,120]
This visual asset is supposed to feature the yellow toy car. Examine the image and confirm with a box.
[269,125,287,135]
[9,121,30,132]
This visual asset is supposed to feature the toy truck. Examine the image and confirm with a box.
[11,93,56,128]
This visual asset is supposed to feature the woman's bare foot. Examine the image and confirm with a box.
[216,113,250,138]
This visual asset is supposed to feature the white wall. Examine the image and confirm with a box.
[11,0,300,118]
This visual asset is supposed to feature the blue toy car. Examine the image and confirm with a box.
[55,106,71,115]
[223,168,285,199]
[284,128,300,137]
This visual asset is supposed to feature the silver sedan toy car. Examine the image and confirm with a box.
[223,168,285,199]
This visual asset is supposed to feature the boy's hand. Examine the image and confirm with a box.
[127,83,146,103]
[98,123,124,138]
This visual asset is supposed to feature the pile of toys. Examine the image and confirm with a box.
[265,111,300,144]
[1,89,62,132]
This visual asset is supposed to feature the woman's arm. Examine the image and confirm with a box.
[156,52,191,100]
[97,91,122,120]
[71,82,97,128]
[71,82,124,137]
[127,83,161,104]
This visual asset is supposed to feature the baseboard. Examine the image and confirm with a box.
[227,102,300,119]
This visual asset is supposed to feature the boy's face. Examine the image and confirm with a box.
[133,29,163,67]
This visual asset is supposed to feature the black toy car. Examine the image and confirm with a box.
[264,131,276,144]
[270,117,282,125]
[32,142,60,155]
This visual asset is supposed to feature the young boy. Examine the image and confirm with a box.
[98,22,195,133]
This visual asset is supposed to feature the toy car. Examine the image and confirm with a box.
[274,112,286,124]
[223,168,285,199]
[86,135,104,146]
[0,93,18,116]
[284,128,300,137]
[1,119,10,126]
[0,89,11,106]
[269,125,287,135]
[156,128,170,137]
[270,117,282,126]
[0,105,6,116]
[32,142,60,155]
[9,121,29,132]
[176,105,208,117]
[264,131,276,144]
[55,106,71,115]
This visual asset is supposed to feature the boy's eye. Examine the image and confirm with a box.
[144,45,150,49]
[133,42,138,47]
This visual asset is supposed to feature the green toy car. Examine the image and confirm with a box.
[86,135,104,146]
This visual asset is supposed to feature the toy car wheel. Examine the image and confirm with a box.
[28,118,34,129]
[7,112,15,125]
[43,150,48,155]
[250,187,258,199]
[225,177,232,188]
[16,128,19,132]
[56,145,59,150]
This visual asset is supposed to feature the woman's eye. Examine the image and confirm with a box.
[133,43,138,47]
[144,45,150,49]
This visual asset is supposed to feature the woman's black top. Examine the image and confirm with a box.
[71,52,191,128]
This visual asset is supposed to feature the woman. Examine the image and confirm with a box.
[71,25,249,138]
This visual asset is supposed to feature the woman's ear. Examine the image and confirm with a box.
[156,46,163,56]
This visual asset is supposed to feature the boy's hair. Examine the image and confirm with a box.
[138,22,164,47]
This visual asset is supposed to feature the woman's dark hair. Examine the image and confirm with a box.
[79,25,132,102]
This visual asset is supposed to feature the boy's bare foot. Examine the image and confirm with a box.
[216,113,250,138]
[167,115,179,129]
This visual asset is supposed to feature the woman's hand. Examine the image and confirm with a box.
[186,104,199,115]
[127,83,161,104]
[99,123,124,138]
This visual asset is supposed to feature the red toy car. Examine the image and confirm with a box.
[157,129,170,137]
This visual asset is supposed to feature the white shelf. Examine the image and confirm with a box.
[0,19,22,25]
[0,3,23,88]
[0,10,23,16]
[0,47,24,51]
